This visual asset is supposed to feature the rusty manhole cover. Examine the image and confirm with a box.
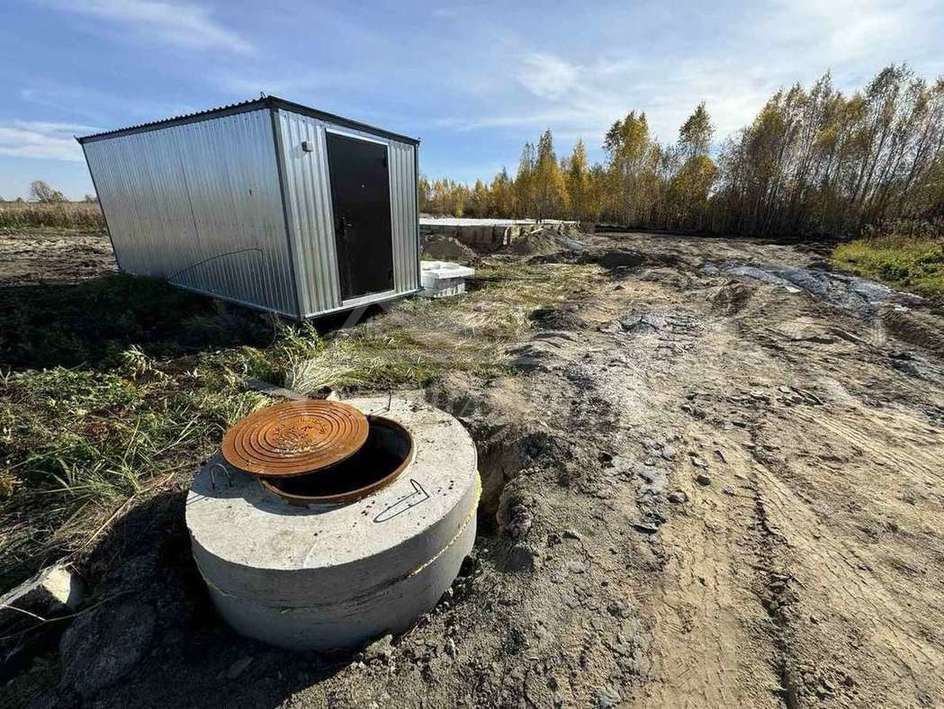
[222,400,369,477]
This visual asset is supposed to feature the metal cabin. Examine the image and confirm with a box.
[78,97,421,319]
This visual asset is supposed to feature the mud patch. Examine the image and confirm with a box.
[573,248,683,272]
[531,247,678,271]
[0,231,115,285]
[708,281,753,315]
[881,306,944,358]
[605,309,702,339]
[529,305,587,331]
[588,249,646,270]
[708,262,923,317]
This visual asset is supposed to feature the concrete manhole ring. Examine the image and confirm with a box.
[186,396,479,651]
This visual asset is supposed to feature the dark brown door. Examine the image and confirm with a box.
[326,132,394,300]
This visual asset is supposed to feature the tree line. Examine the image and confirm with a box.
[419,65,944,238]
[0,181,96,204]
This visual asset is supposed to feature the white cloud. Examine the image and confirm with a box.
[517,53,580,100]
[0,121,95,161]
[429,0,943,164]
[42,0,253,54]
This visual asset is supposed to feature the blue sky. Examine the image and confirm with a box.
[1,0,942,199]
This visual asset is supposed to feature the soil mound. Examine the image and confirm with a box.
[500,226,590,257]
[529,305,587,331]
[421,234,477,263]
[501,228,564,256]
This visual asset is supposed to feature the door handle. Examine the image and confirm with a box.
[337,216,351,240]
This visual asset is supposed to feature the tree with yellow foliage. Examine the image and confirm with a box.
[490,167,516,217]
[514,142,536,217]
[668,103,718,229]
[532,130,569,219]
[564,140,599,222]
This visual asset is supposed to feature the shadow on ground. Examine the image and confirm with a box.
[15,490,355,709]
[0,273,399,372]
[0,274,277,371]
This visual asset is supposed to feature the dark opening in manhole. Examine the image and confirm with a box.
[260,416,413,505]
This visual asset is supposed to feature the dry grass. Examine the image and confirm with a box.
[285,259,606,393]
[0,201,105,232]
[0,257,604,590]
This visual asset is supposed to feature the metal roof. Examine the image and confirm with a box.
[76,95,420,146]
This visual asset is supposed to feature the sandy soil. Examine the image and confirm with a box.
[10,231,944,708]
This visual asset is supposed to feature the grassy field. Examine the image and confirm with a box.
[0,201,105,232]
[832,234,944,298]
[0,259,603,590]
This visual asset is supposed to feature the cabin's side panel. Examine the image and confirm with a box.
[387,139,421,297]
[83,109,298,316]
[274,109,343,315]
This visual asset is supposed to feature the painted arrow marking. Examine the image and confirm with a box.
[373,479,429,523]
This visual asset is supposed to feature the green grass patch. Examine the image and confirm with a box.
[0,258,603,589]
[0,360,271,588]
[832,235,944,297]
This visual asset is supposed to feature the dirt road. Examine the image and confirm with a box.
[422,232,943,709]
[12,231,944,708]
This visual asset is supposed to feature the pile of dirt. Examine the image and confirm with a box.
[500,227,588,257]
[420,234,477,263]
[500,229,561,256]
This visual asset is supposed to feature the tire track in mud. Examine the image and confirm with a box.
[637,426,784,709]
[748,453,944,705]
[600,246,944,707]
[584,289,785,708]
[745,459,801,709]
[745,403,944,707]
[793,408,944,486]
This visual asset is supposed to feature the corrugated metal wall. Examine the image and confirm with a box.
[387,139,421,299]
[83,109,298,316]
[274,110,342,315]
[275,109,419,317]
